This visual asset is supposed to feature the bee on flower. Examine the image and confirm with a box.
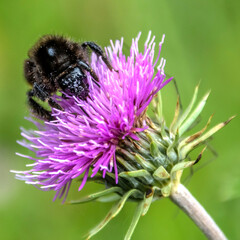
[12,32,233,240]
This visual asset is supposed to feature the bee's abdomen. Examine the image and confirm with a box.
[59,67,89,100]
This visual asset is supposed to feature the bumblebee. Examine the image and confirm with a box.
[24,35,114,120]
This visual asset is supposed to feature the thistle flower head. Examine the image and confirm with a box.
[13,32,171,201]
[13,32,234,239]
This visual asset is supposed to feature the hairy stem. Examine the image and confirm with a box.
[170,184,227,240]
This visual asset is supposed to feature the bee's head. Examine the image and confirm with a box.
[30,35,76,77]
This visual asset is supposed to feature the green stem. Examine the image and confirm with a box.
[170,184,227,240]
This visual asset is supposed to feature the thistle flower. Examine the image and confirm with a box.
[12,32,233,239]
[13,32,171,199]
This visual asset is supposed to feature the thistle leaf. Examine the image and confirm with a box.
[150,140,160,158]
[179,91,210,136]
[160,120,168,140]
[146,131,167,152]
[67,187,123,204]
[134,153,156,171]
[87,189,141,240]
[146,132,167,159]
[171,161,196,173]
[184,114,213,143]
[155,91,163,122]
[153,165,170,181]
[124,200,144,240]
[181,116,235,158]
[142,188,155,216]
[172,84,199,133]
[178,114,213,150]
[167,129,179,154]
[96,194,121,202]
[170,96,180,133]
[193,146,207,165]
[119,169,152,178]
[116,155,136,171]
[161,183,172,197]
[105,172,116,179]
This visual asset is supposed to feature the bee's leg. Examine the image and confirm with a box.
[27,90,53,121]
[81,41,117,72]
[24,59,38,85]
[48,98,63,111]
[27,83,63,121]
[32,82,63,110]
[77,60,100,87]
[61,93,69,99]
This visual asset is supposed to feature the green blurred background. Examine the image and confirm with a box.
[0,0,239,239]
